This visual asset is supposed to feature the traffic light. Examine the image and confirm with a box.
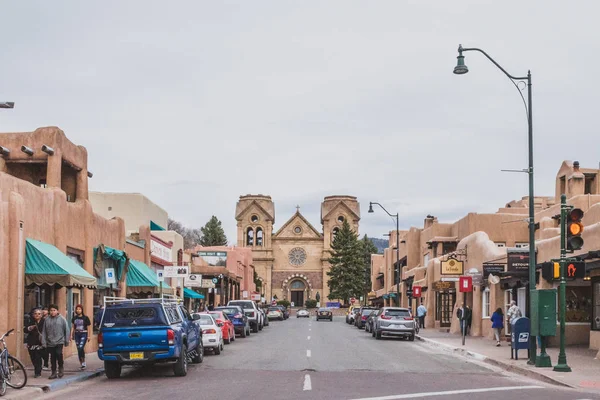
[566,208,584,252]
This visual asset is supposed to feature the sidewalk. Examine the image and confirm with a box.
[4,352,104,399]
[417,329,600,393]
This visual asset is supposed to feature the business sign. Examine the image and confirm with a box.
[157,270,164,282]
[251,293,261,301]
[507,249,530,273]
[151,238,172,264]
[433,281,452,291]
[483,263,505,279]
[197,251,228,267]
[441,277,459,282]
[412,286,422,298]
[441,258,464,275]
[163,265,189,278]
[242,290,249,299]
[105,268,116,284]
[459,276,473,293]
[201,279,215,288]
[185,274,202,287]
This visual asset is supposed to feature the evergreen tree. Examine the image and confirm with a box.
[326,220,364,303]
[199,216,228,246]
[361,235,379,304]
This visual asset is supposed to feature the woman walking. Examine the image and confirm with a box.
[71,305,91,369]
[26,308,45,378]
[491,307,504,347]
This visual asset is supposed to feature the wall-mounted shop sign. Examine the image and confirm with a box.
[441,258,464,275]
[433,281,452,291]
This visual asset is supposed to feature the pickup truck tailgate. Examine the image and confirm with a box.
[102,326,170,353]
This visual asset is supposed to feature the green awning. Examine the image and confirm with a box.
[25,239,97,289]
[127,259,172,294]
[150,221,165,231]
[184,288,204,299]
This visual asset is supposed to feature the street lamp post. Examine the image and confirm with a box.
[368,202,400,306]
[454,44,537,365]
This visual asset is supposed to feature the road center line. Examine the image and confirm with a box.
[349,385,543,400]
[303,374,312,391]
[306,350,311,357]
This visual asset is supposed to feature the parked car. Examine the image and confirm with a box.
[261,307,269,327]
[316,307,333,321]
[267,307,284,321]
[228,300,263,333]
[346,305,360,324]
[297,308,310,318]
[276,305,290,319]
[214,306,250,338]
[356,307,378,329]
[364,310,378,333]
[351,308,361,325]
[194,313,225,354]
[208,311,236,344]
[98,298,203,379]
[372,307,415,341]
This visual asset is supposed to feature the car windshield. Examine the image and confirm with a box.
[385,309,411,317]
[229,302,253,310]
[198,315,214,325]
[268,307,280,311]
[216,308,239,315]
[361,309,376,315]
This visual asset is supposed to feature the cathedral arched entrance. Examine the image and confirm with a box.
[289,279,305,307]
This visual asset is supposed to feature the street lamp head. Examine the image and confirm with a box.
[368,203,374,213]
[453,44,468,75]
[0,102,15,109]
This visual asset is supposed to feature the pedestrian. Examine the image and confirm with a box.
[71,304,91,370]
[41,307,50,370]
[416,301,427,329]
[42,304,70,379]
[491,307,504,347]
[456,302,467,335]
[25,308,45,378]
[506,300,521,325]
[465,305,472,335]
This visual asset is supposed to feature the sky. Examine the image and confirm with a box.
[1,1,599,243]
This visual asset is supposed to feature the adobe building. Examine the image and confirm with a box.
[371,160,600,351]
[0,127,125,359]
[187,245,255,306]
[235,194,360,306]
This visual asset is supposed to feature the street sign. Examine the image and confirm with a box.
[350,298,356,304]
[184,274,202,287]
[212,277,219,284]
[441,277,459,282]
[242,290,249,299]
[156,270,165,282]
[105,268,116,284]
[459,276,473,292]
[413,286,422,298]
[164,265,189,278]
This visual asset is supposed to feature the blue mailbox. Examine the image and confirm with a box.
[511,317,530,360]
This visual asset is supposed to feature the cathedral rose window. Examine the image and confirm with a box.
[288,247,307,266]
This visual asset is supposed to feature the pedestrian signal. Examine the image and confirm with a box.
[566,261,585,280]
[566,208,584,252]
[553,262,560,279]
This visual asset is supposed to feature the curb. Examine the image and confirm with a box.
[44,368,105,392]
[416,335,573,389]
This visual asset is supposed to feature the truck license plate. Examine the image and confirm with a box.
[130,352,144,360]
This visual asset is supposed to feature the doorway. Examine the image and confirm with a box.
[437,291,456,327]
[289,280,306,307]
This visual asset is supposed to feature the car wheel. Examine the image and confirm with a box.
[225,336,231,344]
[173,345,188,376]
[231,330,235,341]
[376,330,382,340]
[192,342,203,364]
[241,327,247,338]
[408,335,415,342]
[259,322,263,331]
[214,343,221,355]
[252,323,258,333]
[104,361,122,379]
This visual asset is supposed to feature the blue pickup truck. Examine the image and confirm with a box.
[98,298,203,378]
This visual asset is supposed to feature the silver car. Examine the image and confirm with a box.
[372,307,415,341]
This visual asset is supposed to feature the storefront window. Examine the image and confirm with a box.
[561,285,592,323]
[482,288,490,318]
[592,280,600,331]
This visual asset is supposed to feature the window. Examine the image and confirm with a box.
[251,215,259,223]
[246,227,254,246]
[584,174,595,195]
[442,242,457,255]
[256,228,263,246]
[294,226,302,234]
[495,242,506,248]
[515,243,529,248]
[337,215,345,223]
[482,288,490,318]
[423,253,430,267]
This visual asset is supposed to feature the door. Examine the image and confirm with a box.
[291,291,304,308]
[438,291,455,328]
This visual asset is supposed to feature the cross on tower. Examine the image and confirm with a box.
[296,205,300,212]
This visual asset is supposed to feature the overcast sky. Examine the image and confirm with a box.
[1,1,599,243]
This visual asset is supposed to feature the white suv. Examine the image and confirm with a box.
[228,300,263,333]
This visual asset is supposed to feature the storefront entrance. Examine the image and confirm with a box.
[291,291,304,307]
[436,290,456,327]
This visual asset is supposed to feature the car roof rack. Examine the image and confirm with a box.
[103,295,181,307]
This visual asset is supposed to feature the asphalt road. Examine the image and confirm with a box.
[45,316,597,400]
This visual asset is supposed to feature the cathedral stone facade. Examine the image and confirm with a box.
[235,194,360,306]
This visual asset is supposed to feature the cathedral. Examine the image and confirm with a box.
[235,194,360,305]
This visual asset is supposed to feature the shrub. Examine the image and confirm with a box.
[305,299,318,309]
[277,300,291,308]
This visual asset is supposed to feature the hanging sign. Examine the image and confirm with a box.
[185,274,202,287]
[441,258,464,275]
[459,276,473,292]
[164,265,189,278]
[413,286,422,298]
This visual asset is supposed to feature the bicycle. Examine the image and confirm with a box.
[0,329,27,396]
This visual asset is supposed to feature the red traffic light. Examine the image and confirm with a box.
[569,208,584,222]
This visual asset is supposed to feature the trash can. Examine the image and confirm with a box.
[511,317,530,360]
